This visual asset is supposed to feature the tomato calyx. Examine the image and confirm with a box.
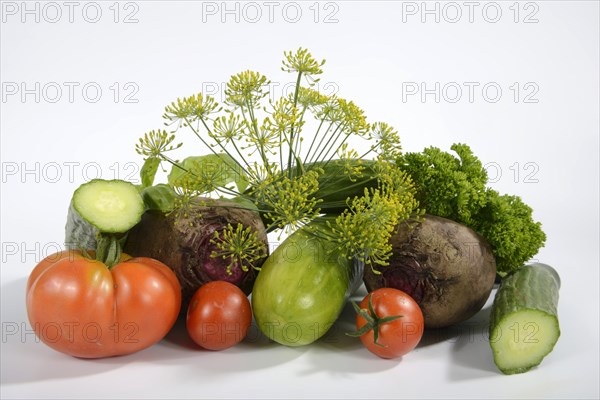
[95,233,125,268]
[346,293,403,347]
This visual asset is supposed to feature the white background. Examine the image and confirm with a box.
[1,1,599,399]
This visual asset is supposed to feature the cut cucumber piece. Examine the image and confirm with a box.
[489,263,561,375]
[71,179,144,233]
[65,201,98,250]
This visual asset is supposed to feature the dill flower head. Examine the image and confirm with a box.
[210,223,267,276]
[163,93,220,127]
[136,129,181,158]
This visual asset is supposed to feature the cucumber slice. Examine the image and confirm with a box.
[72,179,144,233]
[489,263,561,374]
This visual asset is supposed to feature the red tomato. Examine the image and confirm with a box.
[356,288,424,359]
[26,250,181,358]
[186,281,252,350]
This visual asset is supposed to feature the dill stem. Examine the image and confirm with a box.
[279,128,284,174]
[358,142,380,160]
[287,71,303,178]
[304,117,326,165]
[293,106,308,162]
[230,139,253,177]
[309,121,346,165]
[306,121,337,166]
[186,117,248,177]
[243,102,272,175]
[213,185,242,198]
[320,131,352,170]
[159,154,187,174]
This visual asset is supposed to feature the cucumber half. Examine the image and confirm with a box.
[489,263,561,375]
[72,179,144,233]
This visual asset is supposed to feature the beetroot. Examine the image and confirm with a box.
[124,198,268,309]
[363,214,496,328]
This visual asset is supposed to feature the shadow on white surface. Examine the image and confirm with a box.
[447,306,499,380]
[2,276,306,387]
[145,314,307,378]
[419,324,463,348]
[298,300,402,376]
[1,278,130,385]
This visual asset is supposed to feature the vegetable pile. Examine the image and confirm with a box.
[26,49,559,374]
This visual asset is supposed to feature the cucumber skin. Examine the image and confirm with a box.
[65,201,98,250]
[489,263,561,374]
[65,179,145,250]
[252,226,364,346]
[253,160,379,230]
[311,160,378,212]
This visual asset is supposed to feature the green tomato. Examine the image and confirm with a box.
[251,228,353,346]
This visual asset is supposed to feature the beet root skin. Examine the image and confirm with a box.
[124,198,268,309]
[363,214,496,328]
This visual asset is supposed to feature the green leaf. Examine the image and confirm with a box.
[142,184,177,213]
[168,154,248,193]
[229,196,259,211]
[140,157,160,189]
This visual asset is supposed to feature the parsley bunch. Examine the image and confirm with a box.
[398,143,546,276]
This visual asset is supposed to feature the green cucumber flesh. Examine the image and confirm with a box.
[489,263,561,375]
[72,179,144,233]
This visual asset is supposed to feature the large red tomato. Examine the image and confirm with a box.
[26,250,181,358]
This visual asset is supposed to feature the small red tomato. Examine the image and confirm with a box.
[186,281,252,350]
[353,288,424,359]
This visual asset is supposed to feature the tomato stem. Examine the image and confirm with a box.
[76,243,94,260]
[95,233,124,268]
[346,293,403,347]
